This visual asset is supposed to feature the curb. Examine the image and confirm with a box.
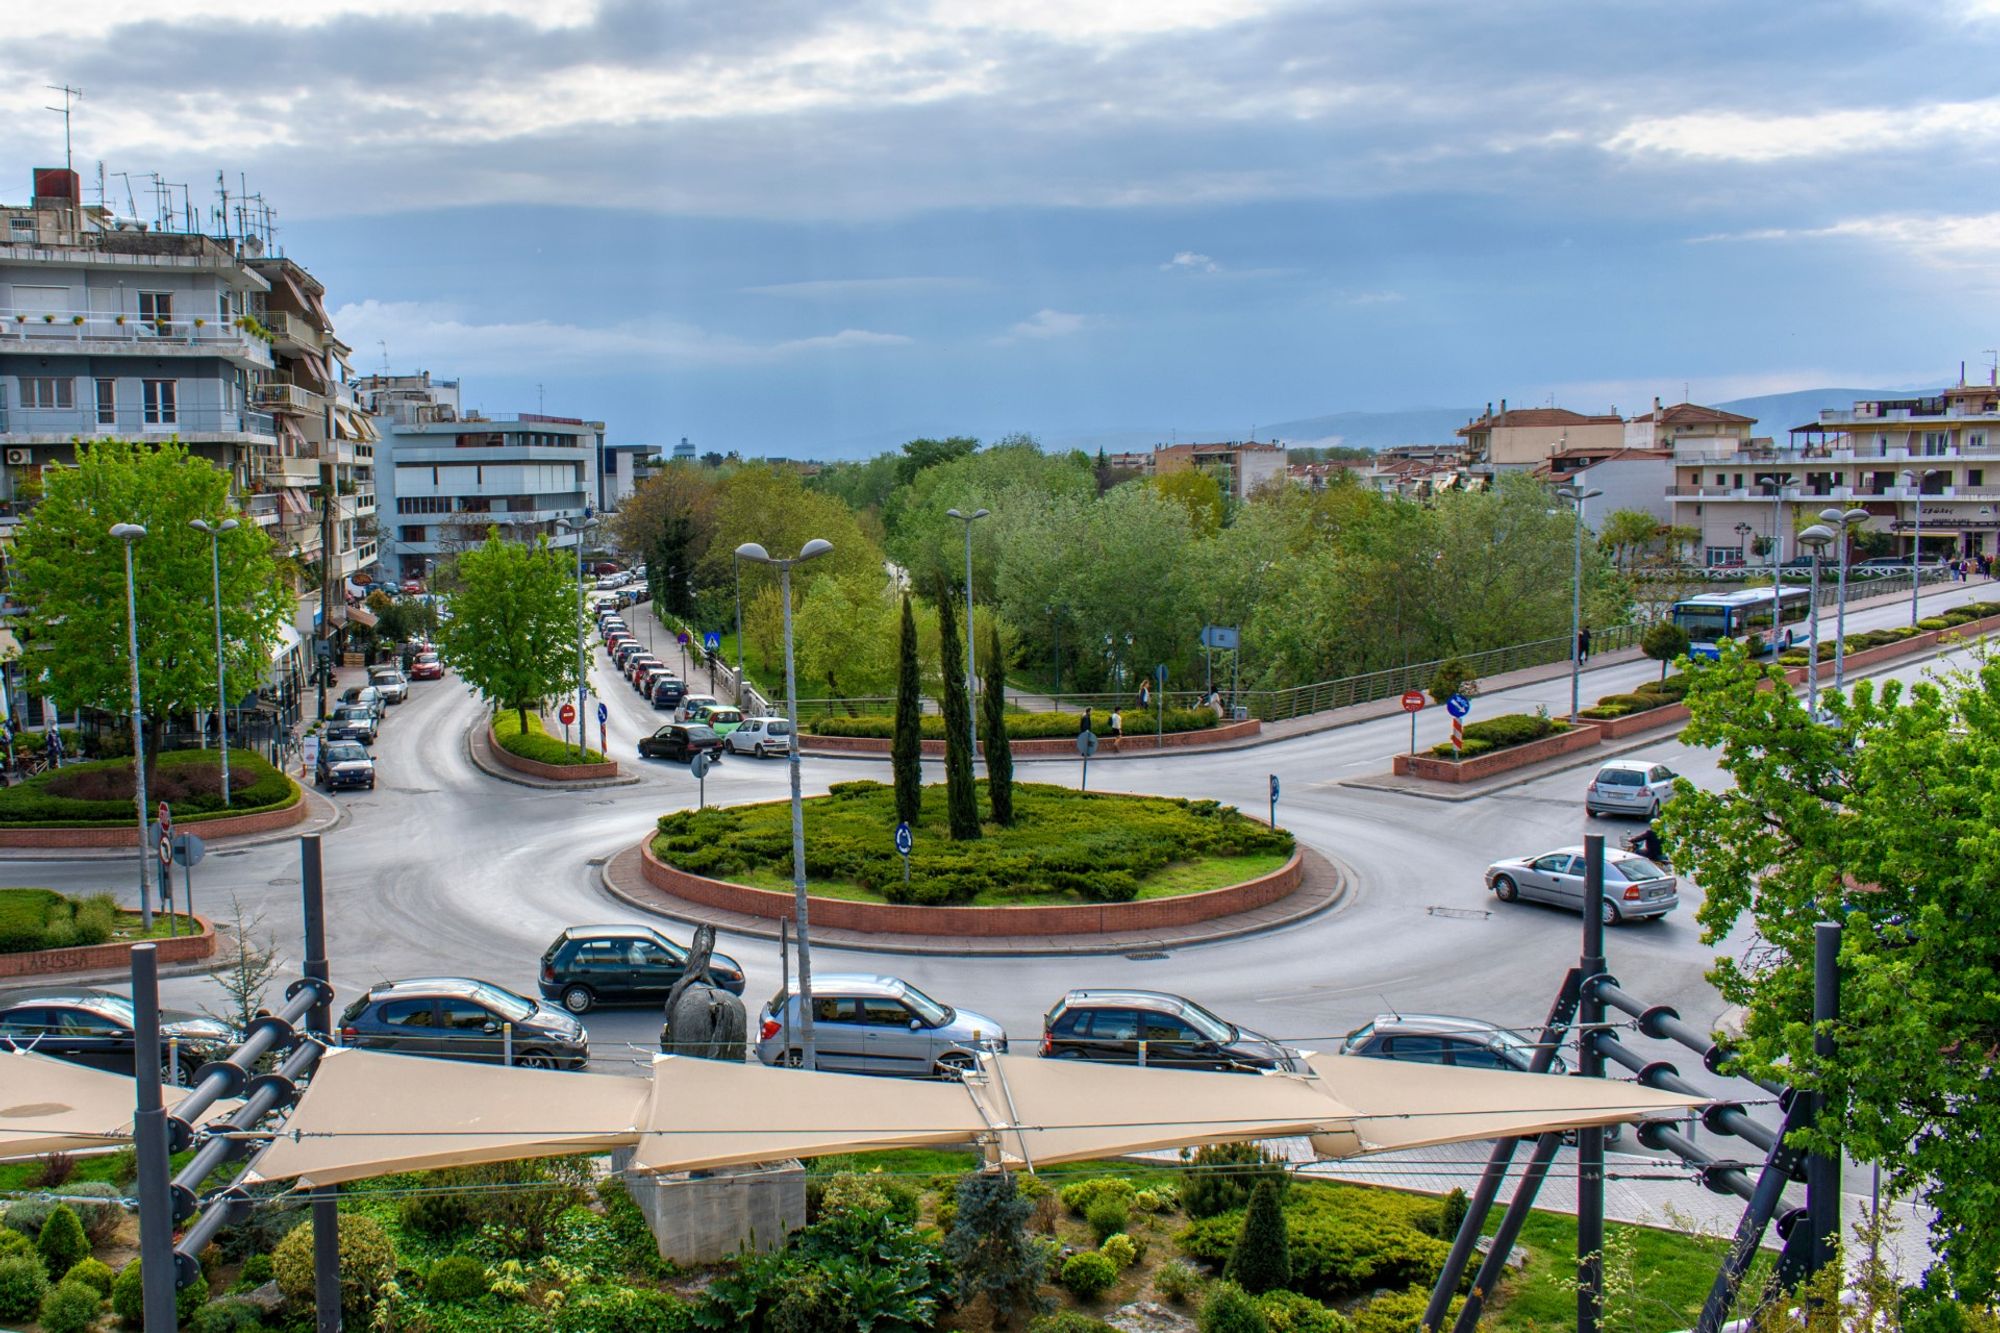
[595,842,1352,957]
[463,717,642,791]
[0,787,345,861]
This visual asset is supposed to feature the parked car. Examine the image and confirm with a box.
[1485,845,1679,924]
[316,740,377,791]
[638,723,723,762]
[613,643,647,670]
[693,705,744,736]
[677,694,718,723]
[1584,759,1677,819]
[340,685,388,720]
[0,986,233,1083]
[367,666,410,704]
[638,666,677,697]
[401,578,424,595]
[537,925,744,1014]
[725,716,793,757]
[1040,990,1299,1072]
[336,977,588,1070]
[754,974,1005,1076]
[1341,1012,1560,1072]
[409,651,444,681]
[650,677,688,710]
[626,655,664,687]
[325,704,378,744]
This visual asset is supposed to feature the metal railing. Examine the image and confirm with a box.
[1,309,269,354]
[2,406,277,439]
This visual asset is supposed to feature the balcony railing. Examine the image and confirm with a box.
[251,381,326,415]
[263,310,325,349]
[1,406,276,440]
[1,309,270,359]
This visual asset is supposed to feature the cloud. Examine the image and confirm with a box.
[993,309,1091,344]
[1603,98,2000,163]
[1336,290,1403,305]
[1163,251,1218,273]
[1692,211,2000,273]
[741,277,981,299]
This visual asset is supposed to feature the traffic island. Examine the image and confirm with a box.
[469,711,637,789]
[801,714,1261,758]
[0,749,308,848]
[0,888,214,977]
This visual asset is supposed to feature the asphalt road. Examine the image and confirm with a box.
[3,579,1990,1095]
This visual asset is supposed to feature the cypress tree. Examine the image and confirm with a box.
[935,582,981,841]
[892,595,924,828]
[1224,1178,1291,1295]
[982,624,1014,825]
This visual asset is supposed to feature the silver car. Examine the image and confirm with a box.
[1584,759,1676,819]
[755,973,1006,1077]
[1485,845,1679,924]
[367,667,409,704]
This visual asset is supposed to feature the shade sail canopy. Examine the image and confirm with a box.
[241,1048,648,1187]
[0,1050,230,1160]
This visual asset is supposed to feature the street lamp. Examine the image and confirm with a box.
[1733,522,1754,568]
[554,511,594,758]
[189,518,240,807]
[733,550,744,708]
[1819,507,1869,696]
[1764,472,1795,568]
[111,522,154,930]
[1556,484,1603,721]
[946,508,990,757]
[1901,468,1940,627]
[1797,524,1834,721]
[735,537,833,1069]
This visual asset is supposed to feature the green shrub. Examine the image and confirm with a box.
[491,710,608,765]
[1084,1197,1130,1244]
[0,750,296,827]
[1155,1257,1204,1304]
[36,1204,89,1276]
[1100,1233,1138,1269]
[1437,1187,1469,1240]
[236,1254,272,1286]
[271,1213,395,1320]
[1179,1142,1289,1219]
[1061,1250,1118,1301]
[1200,1281,1271,1333]
[0,1254,49,1320]
[397,1183,471,1237]
[0,1228,33,1260]
[1029,1314,1119,1333]
[425,1254,488,1303]
[1428,712,1566,759]
[1350,1286,1462,1333]
[818,1170,919,1225]
[1179,1181,1449,1304]
[0,1198,52,1237]
[809,708,1223,739]
[188,1297,267,1332]
[62,1256,114,1296]
[1576,704,1632,720]
[1259,1289,1351,1333]
[945,1171,1049,1327]
[37,1277,102,1333]
[1917,616,1951,631]
[1225,1180,1290,1294]
[111,1258,211,1325]
[559,1286,691,1333]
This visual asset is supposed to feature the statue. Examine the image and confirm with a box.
[658,924,747,1062]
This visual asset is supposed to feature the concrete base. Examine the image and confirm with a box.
[609,1148,806,1263]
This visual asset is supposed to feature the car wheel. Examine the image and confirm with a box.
[562,985,595,1015]
[782,1049,805,1068]
[934,1052,977,1079]
[1646,800,1660,820]
[161,1056,187,1086]
[1600,898,1622,927]
[516,1051,558,1070]
[1492,875,1518,903]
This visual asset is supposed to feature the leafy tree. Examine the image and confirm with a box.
[1598,508,1661,569]
[9,439,287,764]
[945,1172,1050,1327]
[1428,657,1473,706]
[613,461,717,617]
[1224,1180,1291,1295]
[433,532,583,735]
[895,435,981,487]
[1661,525,1701,564]
[892,596,924,828]
[375,598,440,654]
[934,581,981,840]
[982,625,1015,825]
[1152,468,1227,536]
[1641,621,1690,681]
[792,572,899,700]
[35,1204,87,1276]
[1662,650,2000,1300]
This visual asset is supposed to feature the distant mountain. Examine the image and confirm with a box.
[1707,388,1912,435]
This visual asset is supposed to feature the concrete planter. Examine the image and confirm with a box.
[1587,700,1693,740]
[0,914,215,978]
[0,795,306,848]
[486,723,622,782]
[803,717,1261,758]
[1392,722,1602,783]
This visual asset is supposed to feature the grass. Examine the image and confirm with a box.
[1483,1208,1774,1333]
[0,885,201,954]
[492,709,608,766]
[0,748,298,826]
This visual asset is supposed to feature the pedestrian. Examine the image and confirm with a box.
[1109,708,1123,739]
[1079,707,1093,736]
[1577,625,1592,663]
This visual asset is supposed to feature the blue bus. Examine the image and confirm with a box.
[1671,586,1813,660]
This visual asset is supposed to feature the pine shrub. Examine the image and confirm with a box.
[1060,1250,1117,1301]
[36,1278,102,1333]
[1225,1180,1291,1294]
[1199,1281,1271,1333]
[62,1256,114,1296]
[35,1204,89,1277]
[0,1254,49,1320]
[425,1254,489,1303]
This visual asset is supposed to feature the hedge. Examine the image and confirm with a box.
[0,749,297,827]
[1178,1180,1451,1304]
[1428,713,1567,760]
[808,707,1223,739]
[492,710,608,766]
[1581,672,1693,720]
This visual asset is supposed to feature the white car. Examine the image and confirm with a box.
[1584,759,1677,819]
[725,716,793,757]
[677,694,717,723]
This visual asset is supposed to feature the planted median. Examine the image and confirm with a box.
[807,707,1224,739]
[0,749,298,827]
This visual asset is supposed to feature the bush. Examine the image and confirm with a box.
[397,1184,472,1237]
[271,1213,395,1320]
[1225,1180,1290,1294]
[1084,1197,1130,1244]
[945,1170,1049,1327]
[1100,1233,1137,1269]
[1437,1187,1469,1240]
[37,1278,102,1333]
[491,710,607,766]
[237,1254,272,1286]
[1179,1181,1449,1304]
[818,1170,919,1226]
[0,1254,49,1320]
[1179,1142,1289,1219]
[1060,1176,1138,1217]
[809,708,1224,739]
[37,1204,89,1276]
[188,1297,267,1332]
[111,1260,206,1326]
[0,1228,33,1261]
[425,1254,489,1303]
[1,1199,55,1237]
[1259,1289,1351,1333]
[1428,712,1565,760]
[1917,616,1951,631]
[1156,1257,1204,1304]
[1427,658,1473,707]
[1200,1281,1271,1333]
[0,750,296,827]
[1350,1286,1462,1333]
[63,1257,114,1297]
[1061,1250,1118,1301]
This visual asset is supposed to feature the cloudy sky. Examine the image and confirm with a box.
[6,0,1996,454]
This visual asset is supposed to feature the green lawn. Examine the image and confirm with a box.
[1484,1208,1773,1332]
[0,885,200,954]
[491,709,607,765]
[0,748,297,826]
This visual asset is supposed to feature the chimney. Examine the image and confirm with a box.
[1654,396,1662,415]
[1499,398,1507,415]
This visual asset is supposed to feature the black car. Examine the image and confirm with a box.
[316,739,376,790]
[1040,989,1299,1072]
[0,986,234,1083]
[325,705,377,744]
[537,925,746,1014]
[650,677,688,710]
[638,723,722,762]
[337,977,588,1070]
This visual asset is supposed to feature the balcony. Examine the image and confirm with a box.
[255,451,325,488]
[263,310,325,351]
[0,405,276,444]
[252,380,326,416]
[0,310,271,369]
[242,492,284,527]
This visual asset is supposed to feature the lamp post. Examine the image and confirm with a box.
[190,518,240,807]
[1797,524,1834,721]
[112,522,153,930]
[733,550,744,708]
[1902,468,1940,627]
[1733,522,1754,569]
[1820,507,1869,696]
[1556,484,1603,721]
[946,507,990,757]
[555,511,594,758]
[735,538,833,1069]
[1765,472,1794,568]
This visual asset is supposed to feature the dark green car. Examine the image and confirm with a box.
[537,924,745,1014]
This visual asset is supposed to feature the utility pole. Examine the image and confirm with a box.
[317,481,335,720]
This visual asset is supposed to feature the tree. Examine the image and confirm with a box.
[35,1205,87,1277]
[9,439,288,764]
[1428,657,1473,706]
[1224,1179,1291,1294]
[792,572,899,700]
[1152,469,1226,537]
[612,462,717,618]
[433,532,582,734]
[1599,508,1661,569]
[892,596,924,828]
[944,1172,1050,1327]
[981,625,1014,825]
[208,894,280,1044]
[934,581,981,840]
[1661,650,2000,1300]
[1640,621,1689,681]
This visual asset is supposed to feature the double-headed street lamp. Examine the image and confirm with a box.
[1733,522,1754,566]
[1820,506,1869,695]
[1764,472,1795,567]
[733,550,745,708]
[555,511,595,757]
[946,507,989,756]
[1556,483,1602,721]
[190,518,240,807]
[111,522,153,929]
[735,537,833,1070]
[1902,468,1941,627]
[1797,523,1834,721]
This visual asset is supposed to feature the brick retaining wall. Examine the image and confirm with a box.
[0,914,215,977]
[488,723,623,782]
[1392,722,1603,783]
[640,841,1303,936]
[0,796,306,848]
[803,717,1261,758]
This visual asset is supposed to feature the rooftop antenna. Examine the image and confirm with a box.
[166,181,192,233]
[379,340,390,376]
[111,171,138,223]
[44,84,82,174]
[94,161,105,208]
[147,172,167,230]
[538,383,546,414]
[217,171,230,240]
[1986,350,1998,388]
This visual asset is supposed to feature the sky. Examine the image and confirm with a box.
[6,0,1999,456]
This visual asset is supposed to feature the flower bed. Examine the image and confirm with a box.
[1426,712,1568,760]
[0,750,298,827]
[807,706,1223,738]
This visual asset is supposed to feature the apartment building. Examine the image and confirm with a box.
[1456,401,1624,471]
[1150,440,1286,501]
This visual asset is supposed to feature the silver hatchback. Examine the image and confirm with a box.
[755,974,1006,1077]
[1485,845,1679,924]
[1585,759,1676,819]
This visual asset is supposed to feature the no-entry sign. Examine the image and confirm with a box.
[558,702,577,726]
[1400,690,1426,713]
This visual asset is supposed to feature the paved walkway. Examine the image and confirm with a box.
[597,844,1350,957]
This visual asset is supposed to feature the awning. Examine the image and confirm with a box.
[346,605,378,630]
[270,619,304,663]
[0,1050,233,1161]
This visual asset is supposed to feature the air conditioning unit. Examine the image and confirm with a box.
[4,449,31,466]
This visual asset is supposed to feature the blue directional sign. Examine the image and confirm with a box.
[1269,774,1280,801]
[894,821,913,857]
[1446,693,1472,718]
[596,701,608,725]
[1155,663,1168,684]
[703,630,722,650]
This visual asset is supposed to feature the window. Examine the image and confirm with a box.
[629,941,678,970]
[53,1008,125,1036]
[1082,1009,1138,1044]
[1923,431,1950,456]
[1447,1043,1513,1070]
[573,940,623,972]
[378,999,433,1028]
[95,378,116,425]
[438,998,493,1030]
[400,525,426,543]
[812,997,861,1024]
[20,377,74,409]
[1972,469,1985,487]
[1138,1013,1200,1044]
[861,999,914,1028]
[138,291,173,328]
[1531,854,1573,873]
[1970,433,1987,451]
[0,1007,55,1034]
[142,379,177,425]
[1383,1035,1451,1063]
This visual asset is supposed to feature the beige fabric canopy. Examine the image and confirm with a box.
[0,1050,231,1160]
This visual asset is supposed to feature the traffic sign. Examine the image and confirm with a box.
[1269,774,1280,801]
[894,821,913,857]
[677,630,691,645]
[558,702,577,726]
[1446,693,1472,718]
[173,832,205,868]
[596,701,609,725]
[1400,690,1427,713]
[1076,730,1098,758]
[1200,625,1240,650]
[158,831,173,867]
[690,751,711,781]
[1155,663,1168,684]
[703,630,722,650]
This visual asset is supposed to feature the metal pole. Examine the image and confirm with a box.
[209,529,232,806]
[1772,480,1784,569]
[1450,1132,1566,1333]
[779,916,791,1063]
[1911,486,1923,628]
[734,552,744,707]
[1576,833,1607,1333]
[1834,527,1852,694]
[120,533,153,930]
[962,520,978,758]
[1807,555,1822,720]
[318,490,333,722]
[1806,921,1842,1285]
[300,835,340,1333]
[1569,497,1585,721]
[781,560,815,1070]
[131,943,178,1331]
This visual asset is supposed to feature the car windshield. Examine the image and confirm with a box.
[1611,856,1669,881]
[469,982,536,1022]
[1177,998,1236,1042]
[1595,768,1644,786]
[336,707,369,721]
[892,980,952,1026]
[416,654,438,664]
[686,726,717,741]
[325,743,369,762]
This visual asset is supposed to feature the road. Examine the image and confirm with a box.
[2,578,1989,1093]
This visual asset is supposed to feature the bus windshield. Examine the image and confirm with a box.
[1674,606,1732,640]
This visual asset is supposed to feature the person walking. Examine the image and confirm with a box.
[1078,707,1093,736]
[1109,707,1123,740]
[1577,625,1592,664]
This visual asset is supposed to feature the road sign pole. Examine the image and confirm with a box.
[1269,773,1278,828]
[1410,711,1417,755]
